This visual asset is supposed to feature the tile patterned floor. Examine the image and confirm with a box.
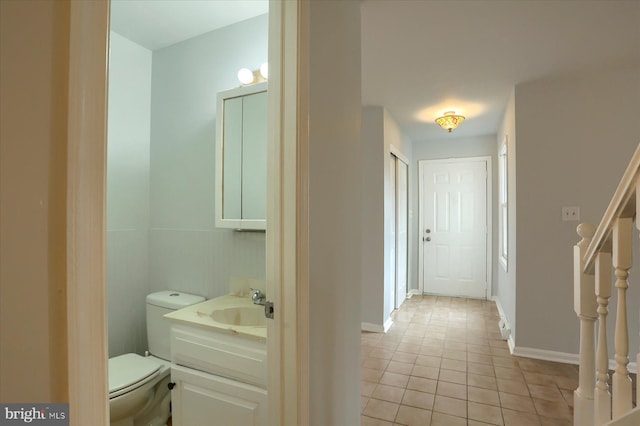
[361,295,581,426]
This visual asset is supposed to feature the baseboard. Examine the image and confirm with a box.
[361,322,383,333]
[489,296,513,346]
[384,317,393,332]
[408,289,421,298]
[512,346,638,374]
[361,317,394,334]
[512,346,580,365]
[489,295,508,323]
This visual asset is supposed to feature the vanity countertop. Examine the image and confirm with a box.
[164,294,267,342]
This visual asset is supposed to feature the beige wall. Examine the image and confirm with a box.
[0,0,69,402]
[382,110,412,316]
[307,1,362,424]
[361,107,413,330]
[514,64,640,354]
[361,107,385,328]
[495,89,517,344]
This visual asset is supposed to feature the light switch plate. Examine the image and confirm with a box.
[562,206,580,221]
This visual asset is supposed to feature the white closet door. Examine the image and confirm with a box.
[395,159,408,309]
[388,155,396,315]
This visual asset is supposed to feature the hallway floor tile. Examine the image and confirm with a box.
[360,295,614,426]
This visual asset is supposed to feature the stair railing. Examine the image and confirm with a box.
[574,143,640,426]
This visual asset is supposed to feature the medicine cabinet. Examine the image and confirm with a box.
[215,82,267,230]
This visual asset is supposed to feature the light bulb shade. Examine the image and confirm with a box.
[237,68,254,85]
[260,62,268,79]
[435,111,465,132]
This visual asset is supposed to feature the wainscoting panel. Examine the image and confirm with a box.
[107,229,149,357]
[149,228,266,300]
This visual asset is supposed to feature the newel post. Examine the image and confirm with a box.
[574,223,597,426]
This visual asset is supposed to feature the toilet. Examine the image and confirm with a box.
[108,291,205,426]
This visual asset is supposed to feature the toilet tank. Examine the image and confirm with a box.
[146,291,205,360]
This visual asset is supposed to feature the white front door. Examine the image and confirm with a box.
[420,158,488,298]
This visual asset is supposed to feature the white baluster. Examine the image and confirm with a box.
[612,217,633,419]
[574,223,597,426]
[594,251,612,426]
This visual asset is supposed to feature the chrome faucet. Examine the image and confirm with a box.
[250,288,266,306]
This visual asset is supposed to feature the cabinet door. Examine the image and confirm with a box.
[222,96,243,221]
[172,365,267,426]
[215,82,267,230]
[241,91,267,221]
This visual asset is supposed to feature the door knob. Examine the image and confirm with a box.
[424,237,431,242]
[425,229,431,233]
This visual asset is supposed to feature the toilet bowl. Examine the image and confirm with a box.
[109,354,171,426]
[108,291,205,426]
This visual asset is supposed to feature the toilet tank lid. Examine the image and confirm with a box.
[146,291,205,309]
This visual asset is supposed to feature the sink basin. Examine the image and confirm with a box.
[210,306,266,327]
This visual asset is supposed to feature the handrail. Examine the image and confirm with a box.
[583,143,640,274]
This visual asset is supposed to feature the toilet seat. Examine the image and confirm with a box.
[109,353,162,399]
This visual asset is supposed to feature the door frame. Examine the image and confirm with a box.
[267,1,307,424]
[66,0,303,424]
[417,156,492,298]
[67,1,110,423]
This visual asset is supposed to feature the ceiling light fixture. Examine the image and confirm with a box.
[435,111,465,132]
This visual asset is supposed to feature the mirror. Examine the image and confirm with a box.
[215,81,267,230]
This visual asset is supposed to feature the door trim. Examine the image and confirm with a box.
[390,144,409,165]
[67,0,110,423]
[267,0,306,424]
[417,156,493,298]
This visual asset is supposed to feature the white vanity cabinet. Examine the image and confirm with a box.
[215,82,267,230]
[169,323,268,426]
[170,365,267,426]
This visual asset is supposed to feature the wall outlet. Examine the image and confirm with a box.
[562,206,580,221]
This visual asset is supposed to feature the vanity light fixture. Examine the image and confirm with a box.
[259,62,268,79]
[237,68,254,85]
[435,111,465,132]
[237,63,269,86]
